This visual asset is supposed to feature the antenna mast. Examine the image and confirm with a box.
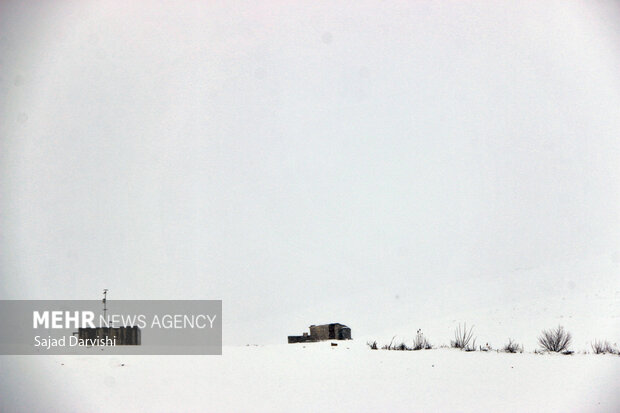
[102,289,108,326]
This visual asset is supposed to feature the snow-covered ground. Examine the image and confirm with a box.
[2,341,619,412]
[1,257,617,412]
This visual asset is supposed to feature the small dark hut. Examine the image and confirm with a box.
[288,323,351,343]
[75,326,141,345]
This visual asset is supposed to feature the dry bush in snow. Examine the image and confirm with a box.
[591,340,618,355]
[378,337,411,351]
[503,338,523,353]
[538,325,572,353]
[451,323,476,350]
[412,329,432,350]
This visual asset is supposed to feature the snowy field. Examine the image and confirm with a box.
[2,1,620,412]
[1,341,619,413]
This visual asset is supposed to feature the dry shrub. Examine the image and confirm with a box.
[451,323,476,350]
[591,340,618,355]
[412,329,432,350]
[503,338,523,353]
[538,325,572,353]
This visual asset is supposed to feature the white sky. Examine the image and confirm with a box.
[1,1,619,344]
